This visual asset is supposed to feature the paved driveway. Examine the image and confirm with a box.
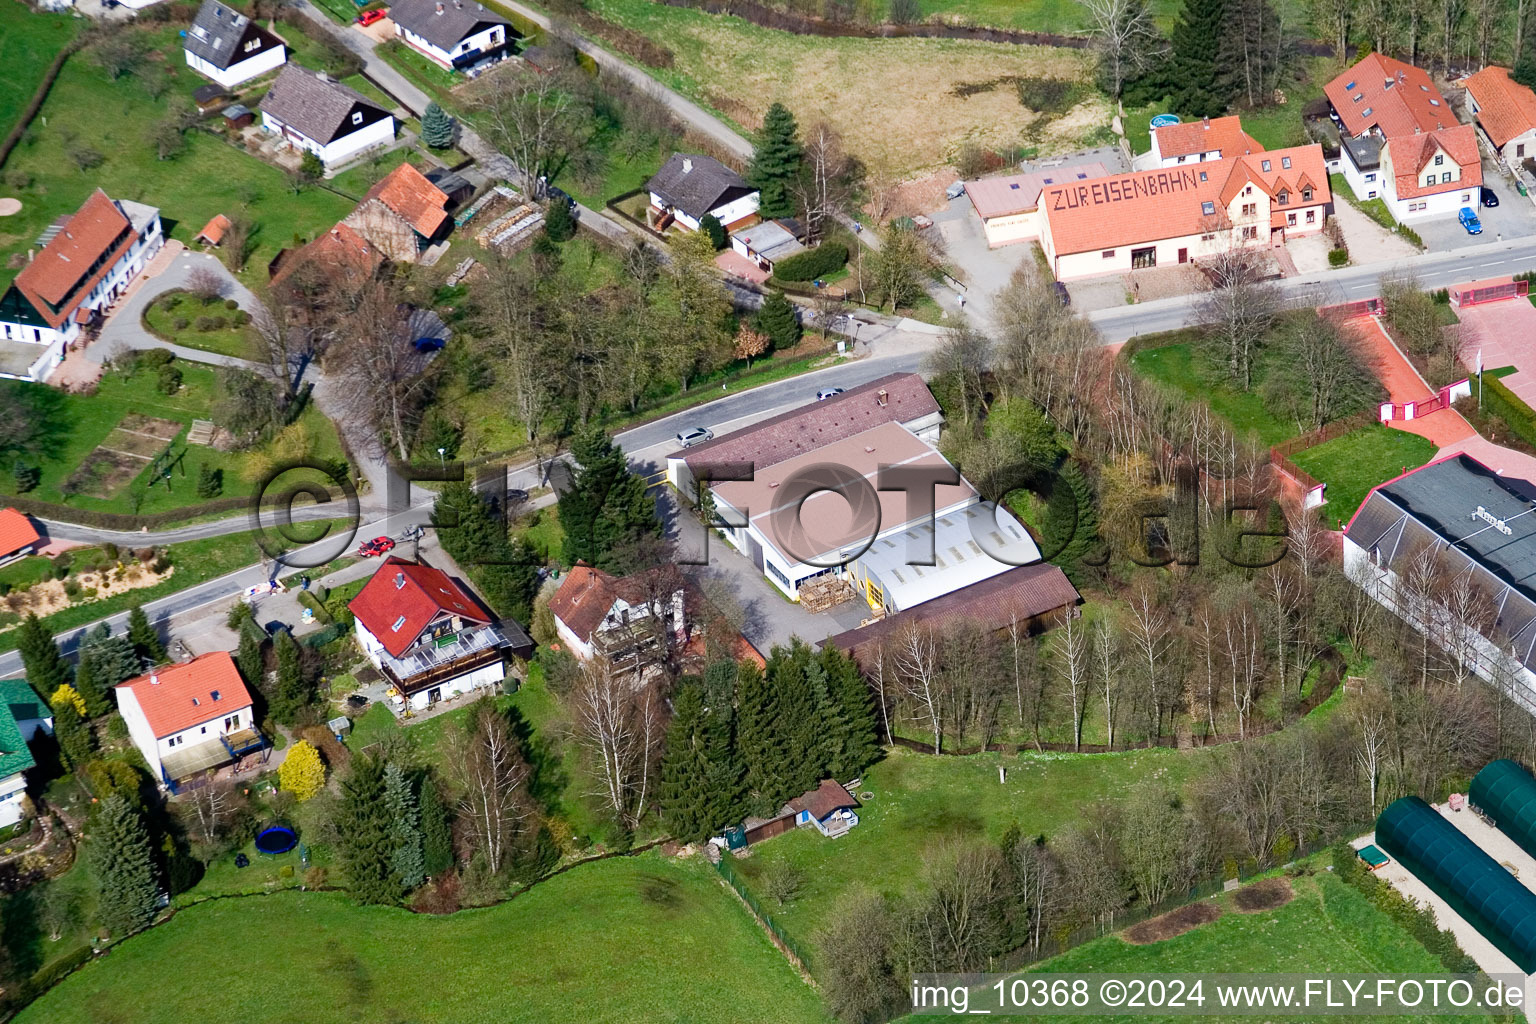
[1412,167,1536,250]
[930,195,1035,327]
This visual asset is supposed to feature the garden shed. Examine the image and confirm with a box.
[1376,795,1536,972]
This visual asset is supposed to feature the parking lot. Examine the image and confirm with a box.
[1413,163,1536,250]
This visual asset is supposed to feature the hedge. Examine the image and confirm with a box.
[1481,373,1536,451]
[299,622,348,648]
[0,487,349,532]
[772,243,848,282]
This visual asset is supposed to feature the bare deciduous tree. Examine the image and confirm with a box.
[570,658,661,829]
[1052,612,1090,751]
[332,277,439,461]
[1195,248,1284,390]
[1083,0,1165,97]
[893,622,944,753]
[791,121,861,243]
[471,66,593,197]
[447,700,531,874]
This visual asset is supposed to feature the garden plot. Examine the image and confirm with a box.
[63,415,181,499]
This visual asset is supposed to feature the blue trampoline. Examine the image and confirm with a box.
[255,824,298,855]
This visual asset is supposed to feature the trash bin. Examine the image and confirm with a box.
[1520,181,1529,197]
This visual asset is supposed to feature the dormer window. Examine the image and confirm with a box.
[1278,191,1289,205]
[1302,187,1313,201]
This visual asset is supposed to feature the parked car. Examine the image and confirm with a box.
[357,535,396,557]
[1482,187,1501,208]
[505,488,529,507]
[816,387,846,401]
[1052,281,1071,306]
[357,8,387,25]
[945,181,966,200]
[1459,206,1484,235]
[675,426,714,448]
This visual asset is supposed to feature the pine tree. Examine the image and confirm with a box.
[421,101,456,149]
[337,755,402,905]
[698,213,727,250]
[748,103,802,219]
[126,605,166,665]
[1165,0,1230,117]
[805,655,847,779]
[544,197,575,242]
[72,651,107,720]
[269,630,311,725]
[824,647,878,778]
[420,776,454,876]
[755,290,801,353]
[703,660,748,827]
[236,624,264,691]
[770,643,821,796]
[736,659,790,812]
[385,763,426,890]
[558,429,660,570]
[78,625,139,715]
[196,463,222,499]
[16,614,69,696]
[659,683,714,843]
[51,695,95,770]
[91,794,159,938]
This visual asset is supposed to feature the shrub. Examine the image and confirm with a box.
[1327,248,1349,267]
[173,317,190,331]
[1398,224,1424,247]
[151,556,172,574]
[12,461,39,493]
[224,298,238,311]
[698,213,727,250]
[772,243,849,282]
[138,348,175,369]
[1431,287,1451,304]
[102,542,119,560]
[194,315,219,332]
[888,0,921,23]
[157,364,183,395]
[135,547,155,562]
[231,310,249,327]
[543,197,575,242]
[196,465,222,499]
[63,580,82,599]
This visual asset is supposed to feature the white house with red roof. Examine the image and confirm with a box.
[1465,66,1536,169]
[0,508,40,567]
[115,652,263,789]
[0,189,163,382]
[1379,125,1483,222]
[548,562,689,672]
[1038,144,1330,281]
[349,556,533,711]
[1147,115,1263,167]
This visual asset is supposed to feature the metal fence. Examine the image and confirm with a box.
[714,855,813,970]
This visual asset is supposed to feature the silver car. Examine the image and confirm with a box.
[816,387,846,401]
[675,426,714,448]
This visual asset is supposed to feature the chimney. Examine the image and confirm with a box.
[150,673,160,685]
[876,388,889,407]
[435,1,443,12]
[1202,115,1210,129]
[682,158,693,173]
[331,228,340,239]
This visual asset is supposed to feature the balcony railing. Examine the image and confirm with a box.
[382,624,513,685]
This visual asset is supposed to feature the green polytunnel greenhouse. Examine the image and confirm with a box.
[1375,796,1536,972]
[1469,759,1536,861]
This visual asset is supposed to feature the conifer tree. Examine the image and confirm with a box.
[127,605,166,665]
[420,776,454,876]
[235,624,263,690]
[16,614,69,696]
[824,647,879,778]
[735,660,788,813]
[337,755,402,905]
[1518,23,1536,91]
[51,695,95,770]
[749,103,802,218]
[544,196,576,242]
[421,101,456,149]
[805,655,848,780]
[703,660,748,826]
[558,429,660,570]
[270,630,312,725]
[698,212,727,250]
[1165,0,1230,117]
[91,794,159,938]
[770,643,821,795]
[72,652,107,720]
[659,683,714,843]
[385,763,426,890]
[755,290,801,352]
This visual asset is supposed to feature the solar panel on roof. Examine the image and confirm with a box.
[1009,183,1020,190]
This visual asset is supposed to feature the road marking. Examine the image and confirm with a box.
[1481,260,1508,267]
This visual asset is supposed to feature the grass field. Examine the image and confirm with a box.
[1289,425,1438,529]
[0,9,81,136]
[18,854,830,1024]
[0,23,355,283]
[1129,338,1300,447]
[141,291,256,360]
[0,366,344,517]
[583,0,1098,177]
[1001,872,1494,1024]
[733,745,1210,967]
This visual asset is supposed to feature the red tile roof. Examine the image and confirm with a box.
[1324,54,1456,139]
[272,222,382,286]
[1466,66,1536,148]
[966,163,1110,219]
[364,163,450,238]
[1041,145,1329,257]
[1387,125,1483,200]
[1152,115,1262,160]
[196,214,232,246]
[14,190,134,328]
[549,563,625,644]
[677,372,940,470]
[349,556,490,658]
[116,651,253,739]
[0,508,40,559]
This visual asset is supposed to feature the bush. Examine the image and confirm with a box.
[1431,287,1451,304]
[231,310,249,327]
[194,315,223,332]
[138,348,175,369]
[11,461,39,494]
[699,213,727,250]
[224,298,238,311]
[102,542,119,560]
[1327,248,1349,267]
[888,0,921,23]
[173,317,190,331]
[1398,225,1424,247]
[772,243,849,283]
[157,364,183,395]
[196,465,222,499]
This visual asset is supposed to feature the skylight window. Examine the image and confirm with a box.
[1345,80,1356,90]
[392,615,407,632]
[1261,160,1271,171]
[1353,93,1364,102]
[211,690,221,701]
[1420,84,1430,91]
[1201,201,1216,215]
[1430,99,1441,106]
[1362,107,1373,117]
[1199,171,1208,181]
[1281,157,1291,169]
[1009,183,1020,190]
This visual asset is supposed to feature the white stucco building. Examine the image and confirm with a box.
[390,0,516,72]
[1147,115,1262,167]
[115,652,263,790]
[258,64,395,169]
[646,153,759,233]
[183,0,287,89]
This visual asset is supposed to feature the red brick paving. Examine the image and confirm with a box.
[1340,315,1475,447]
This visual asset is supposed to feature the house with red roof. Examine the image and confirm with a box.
[115,651,264,789]
[549,562,689,673]
[1038,144,1330,280]
[349,556,533,711]
[1148,114,1263,167]
[1466,66,1536,169]
[341,162,453,262]
[0,508,40,566]
[1379,125,1483,223]
[0,189,163,382]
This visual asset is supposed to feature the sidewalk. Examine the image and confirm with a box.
[1341,315,1474,447]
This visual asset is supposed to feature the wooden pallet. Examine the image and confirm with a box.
[798,575,854,613]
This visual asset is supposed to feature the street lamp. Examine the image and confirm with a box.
[437,447,446,467]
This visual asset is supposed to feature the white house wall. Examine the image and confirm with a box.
[115,687,167,779]
[155,706,253,765]
[1385,185,1479,222]
[185,44,286,89]
[261,110,395,168]
[980,210,1041,247]
[1340,151,1383,201]
[0,773,25,828]
[405,661,504,710]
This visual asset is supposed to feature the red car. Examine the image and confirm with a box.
[357,8,388,26]
[357,536,396,557]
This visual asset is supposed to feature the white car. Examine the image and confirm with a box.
[816,387,846,401]
[675,426,714,448]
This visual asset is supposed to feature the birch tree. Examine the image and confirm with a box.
[1093,617,1121,750]
[571,658,662,829]
[894,622,944,753]
[1125,584,1174,740]
[448,700,531,874]
[1053,613,1090,751]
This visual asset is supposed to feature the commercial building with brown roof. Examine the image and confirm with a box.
[341,162,452,262]
[1325,54,1457,141]
[1038,144,1329,280]
[0,189,163,382]
[1466,66,1536,165]
[1149,115,1262,166]
[965,163,1109,247]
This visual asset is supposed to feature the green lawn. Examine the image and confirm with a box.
[0,23,355,283]
[1129,339,1299,446]
[733,745,1210,968]
[1000,872,1494,1023]
[0,365,344,517]
[141,290,256,360]
[1331,172,1399,230]
[0,556,52,591]
[19,854,830,1024]
[1289,425,1438,529]
[0,9,81,135]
